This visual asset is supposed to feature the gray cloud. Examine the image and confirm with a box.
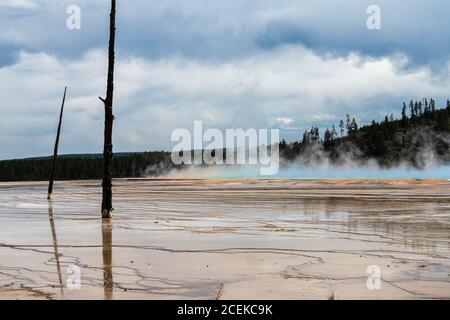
[2,1,450,65]
[1,1,450,159]
[2,47,450,159]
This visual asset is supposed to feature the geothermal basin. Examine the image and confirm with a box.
[0,178,449,299]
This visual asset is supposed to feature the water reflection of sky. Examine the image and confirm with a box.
[176,165,450,179]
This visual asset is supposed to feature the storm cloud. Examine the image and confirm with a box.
[1,0,450,159]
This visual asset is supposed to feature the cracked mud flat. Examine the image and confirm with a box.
[0,178,449,300]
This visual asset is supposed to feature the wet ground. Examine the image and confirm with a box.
[0,178,449,300]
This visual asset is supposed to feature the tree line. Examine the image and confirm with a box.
[0,152,173,182]
[279,98,450,167]
[1,98,450,181]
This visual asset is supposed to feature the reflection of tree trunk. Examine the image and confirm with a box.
[48,204,64,296]
[100,0,116,219]
[48,87,67,200]
[102,219,113,300]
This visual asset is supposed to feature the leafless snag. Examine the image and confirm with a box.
[47,86,67,201]
[100,0,116,219]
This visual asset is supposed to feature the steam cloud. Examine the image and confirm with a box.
[145,134,450,179]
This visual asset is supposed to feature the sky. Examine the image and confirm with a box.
[1,0,450,159]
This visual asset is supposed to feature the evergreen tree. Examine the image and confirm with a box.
[324,128,332,149]
[346,114,352,135]
[302,131,308,144]
[430,98,436,112]
[309,127,320,143]
[331,125,337,139]
[414,102,419,117]
[351,118,358,133]
[402,103,408,120]
[339,120,345,137]
[409,100,415,118]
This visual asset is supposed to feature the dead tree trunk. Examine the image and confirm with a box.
[99,0,116,219]
[48,86,67,200]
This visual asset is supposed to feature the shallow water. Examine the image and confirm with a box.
[0,178,449,299]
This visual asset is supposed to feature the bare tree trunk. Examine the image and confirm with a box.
[48,86,67,200]
[99,0,116,219]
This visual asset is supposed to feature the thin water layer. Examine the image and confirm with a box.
[0,179,449,299]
